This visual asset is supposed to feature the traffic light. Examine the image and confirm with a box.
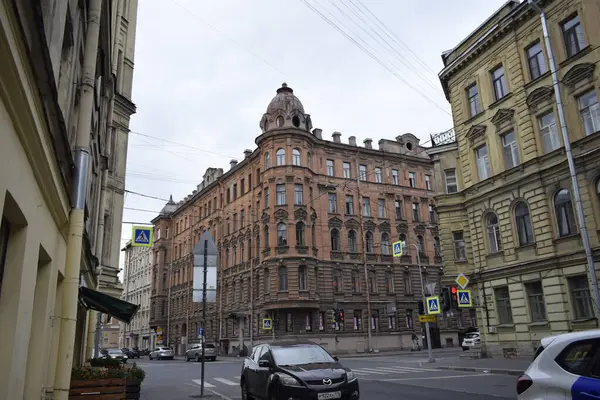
[451,287,458,309]
[418,301,425,315]
[339,310,344,322]
[441,287,451,312]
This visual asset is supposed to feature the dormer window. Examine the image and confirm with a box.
[292,116,300,127]
[276,116,284,127]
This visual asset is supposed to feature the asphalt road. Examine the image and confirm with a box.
[136,353,517,400]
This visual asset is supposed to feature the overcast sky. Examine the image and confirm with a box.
[119,0,511,269]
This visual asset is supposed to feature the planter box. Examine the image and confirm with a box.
[125,380,141,400]
[69,378,126,399]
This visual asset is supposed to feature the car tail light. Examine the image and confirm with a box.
[516,374,533,395]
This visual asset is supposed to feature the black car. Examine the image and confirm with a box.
[240,340,359,400]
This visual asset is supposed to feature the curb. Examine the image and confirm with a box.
[435,365,523,376]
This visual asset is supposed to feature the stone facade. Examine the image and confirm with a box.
[434,0,600,358]
[149,84,469,355]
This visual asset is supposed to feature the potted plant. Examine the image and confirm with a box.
[69,361,145,399]
[124,363,146,400]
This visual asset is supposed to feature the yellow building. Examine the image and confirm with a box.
[0,0,138,398]
[432,0,600,358]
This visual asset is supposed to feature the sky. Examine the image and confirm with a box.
[119,0,513,271]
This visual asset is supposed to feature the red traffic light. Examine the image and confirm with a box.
[339,311,344,321]
[451,287,457,294]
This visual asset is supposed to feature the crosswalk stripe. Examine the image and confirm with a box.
[369,367,410,373]
[390,365,440,372]
[214,377,238,386]
[351,368,389,375]
[192,379,215,388]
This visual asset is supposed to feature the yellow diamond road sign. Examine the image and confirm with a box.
[455,273,469,289]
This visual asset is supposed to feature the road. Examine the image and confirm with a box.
[136,351,517,399]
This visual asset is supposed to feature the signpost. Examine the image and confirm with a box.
[392,241,403,257]
[419,315,436,323]
[426,296,441,315]
[131,226,153,247]
[262,318,272,330]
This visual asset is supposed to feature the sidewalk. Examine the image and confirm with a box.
[433,357,532,376]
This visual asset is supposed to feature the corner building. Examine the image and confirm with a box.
[151,83,466,355]
[433,0,600,358]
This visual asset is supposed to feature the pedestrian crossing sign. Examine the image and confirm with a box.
[392,240,403,257]
[457,289,472,308]
[132,226,153,247]
[426,296,440,315]
[262,318,272,330]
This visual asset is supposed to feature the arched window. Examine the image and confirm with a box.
[292,115,301,127]
[485,213,502,253]
[276,116,284,127]
[264,269,270,293]
[278,266,288,291]
[265,152,271,168]
[333,270,342,293]
[240,242,245,261]
[331,229,340,251]
[399,234,408,254]
[351,271,360,292]
[277,222,287,246]
[248,238,252,260]
[292,148,301,166]
[312,224,316,247]
[264,225,269,249]
[232,245,237,265]
[514,202,534,246]
[381,233,390,255]
[348,230,357,252]
[417,235,425,254]
[555,189,577,237]
[295,222,305,246]
[368,271,377,293]
[434,236,441,256]
[225,248,230,267]
[365,231,374,253]
[276,148,285,166]
[385,271,394,293]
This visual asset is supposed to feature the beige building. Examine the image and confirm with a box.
[120,241,153,350]
[433,0,600,358]
[0,0,138,399]
[150,83,472,356]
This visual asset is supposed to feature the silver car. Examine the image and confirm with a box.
[149,346,174,360]
[185,343,217,362]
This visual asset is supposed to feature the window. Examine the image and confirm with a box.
[351,271,360,293]
[495,286,513,324]
[429,205,436,223]
[264,152,271,168]
[453,232,466,260]
[343,162,351,178]
[502,130,520,168]
[368,271,377,293]
[417,235,424,255]
[330,229,340,251]
[365,232,374,253]
[526,42,547,80]
[425,175,432,190]
[403,272,411,294]
[295,222,305,246]
[375,167,382,183]
[233,184,238,200]
[241,179,245,195]
[486,214,502,253]
[405,309,413,329]
[394,200,402,220]
[556,340,598,377]
[298,266,307,291]
[333,270,342,292]
[433,237,441,257]
[362,198,371,217]
[326,159,335,176]
[467,83,482,117]
[555,189,577,237]
[279,266,288,291]
[445,169,458,193]
[385,270,393,293]
[412,203,419,222]
[377,199,386,218]
[294,184,304,205]
[476,146,491,181]
[307,152,311,169]
[233,213,238,231]
[276,148,285,166]
[0,217,10,297]
[240,242,245,261]
[342,230,355,252]
[562,15,586,58]
[226,218,231,235]
[264,225,269,248]
[579,90,600,136]
[345,195,354,215]
[292,148,301,166]
[392,169,399,185]
[515,202,534,246]
[491,65,508,100]
[568,275,593,319]
[232,245,237,265]
[328,193,337,213]
[539,111,561,153]
[276,184,286,205]
[359,165,367,181]
[409,172,416,187]
[399,234,407,254]
[381,233,390,255]
[525,281,546,322]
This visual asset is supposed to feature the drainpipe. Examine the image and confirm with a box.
[53,1,103,399]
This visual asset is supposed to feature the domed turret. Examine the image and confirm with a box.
[260,83,312,133]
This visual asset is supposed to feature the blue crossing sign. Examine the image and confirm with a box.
[132,226,153,247]
[426,296,441,315]
[262,318,272,330]
[392,240,403,257]
[457,289,472,308]
[198,327,203,336]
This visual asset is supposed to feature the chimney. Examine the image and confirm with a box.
[348,136,357,146]
[312,128,323,139]
[332,131,341,143]
[244,149,252,158]
[230,159,238,169]
[364,138,373,149]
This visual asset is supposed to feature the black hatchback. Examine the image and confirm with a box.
[240,340,360,400]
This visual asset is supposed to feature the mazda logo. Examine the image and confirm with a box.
[323,378,332,385]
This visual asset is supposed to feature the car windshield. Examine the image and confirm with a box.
[108,349,122,354]
[160,347,172,351]
[205,344,215,349]
[272,345,335,366]
[465,333,479,338]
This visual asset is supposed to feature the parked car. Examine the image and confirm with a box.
[101,348,128,363]
[185,343,218,362]
[127,347,140,358]
[517,329,600,399]
[461,331,480,350]
[149,346,174,360]
[240,340,360,400]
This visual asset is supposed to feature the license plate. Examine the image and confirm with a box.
[318,391,341,400]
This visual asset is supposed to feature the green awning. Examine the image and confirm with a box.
[79,286,140,323]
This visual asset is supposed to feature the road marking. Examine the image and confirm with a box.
[386,365,440,372]
[186,383,236,400]
[380,373,492,381]
[351,368,389,375]
[214,377,238,386]
[192,379,215,388]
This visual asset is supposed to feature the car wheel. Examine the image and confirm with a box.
[149,355,153,360]
[185,354,190,362]
[195,354,200,362]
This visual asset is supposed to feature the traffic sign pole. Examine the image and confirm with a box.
[415,246,434,363]
[200,239,208,397]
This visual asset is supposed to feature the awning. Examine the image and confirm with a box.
[79,286,140,324]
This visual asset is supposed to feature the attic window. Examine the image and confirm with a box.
[406,142,413,151]
[276,116,284,127]
[292,116,300,127]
